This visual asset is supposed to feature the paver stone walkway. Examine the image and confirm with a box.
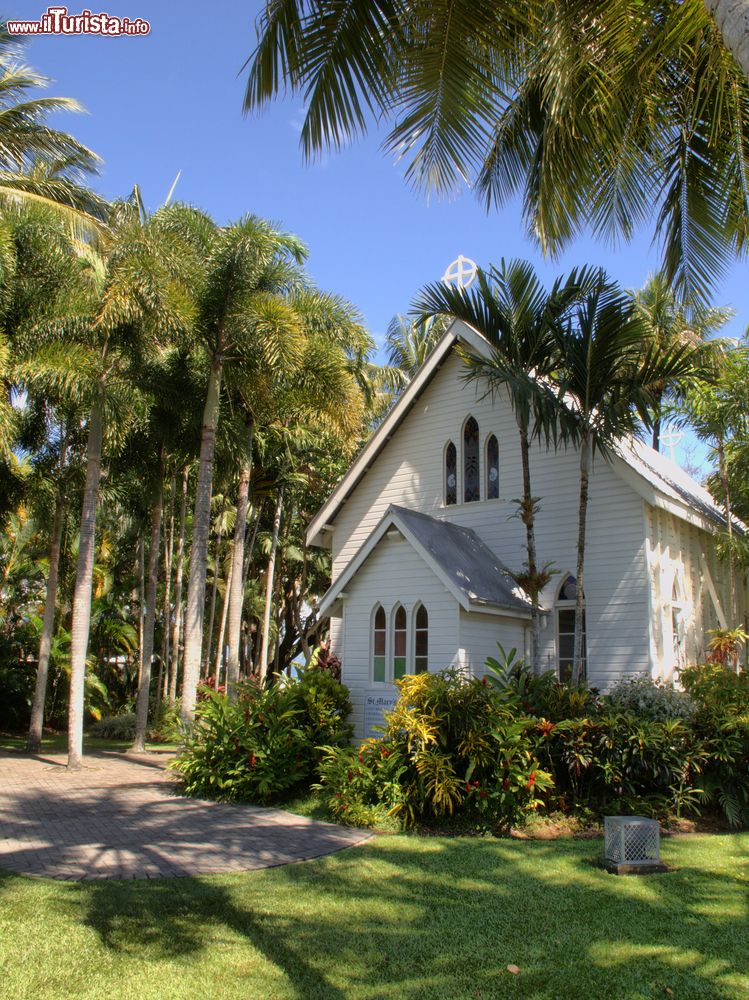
[0,749,370,880]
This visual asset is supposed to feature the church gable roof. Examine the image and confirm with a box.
[308,320,740,547]
[317,504,533,620]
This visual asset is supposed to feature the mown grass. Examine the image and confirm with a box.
[0,734,177,754]
[0,833,747,1000]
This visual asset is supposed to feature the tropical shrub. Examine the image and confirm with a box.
[540,714,706,819]
[605,675,694,722]
[317,669,552,831]
[680,662,749,717]
[484,645,601,720]
[171,670,352,803]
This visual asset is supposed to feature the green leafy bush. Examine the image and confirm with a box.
[540,714,706,819]
[170,669,353,803]
[605,675,694,721]
[680,662,749,717]
[317,669,552,831]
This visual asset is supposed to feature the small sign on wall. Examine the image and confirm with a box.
[364,690,399,738]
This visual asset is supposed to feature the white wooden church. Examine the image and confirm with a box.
[307,321,745,737]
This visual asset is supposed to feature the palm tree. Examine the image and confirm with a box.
[553,273,701,682]
[709,1,749,80]
[631,274,731,450]
[179,216,308,723]
[19,202,200,768]
[415,260,591,674]
[244,2,749,305]
[678,346,749,627]
[0,31,107,230]
[380,314,450,397]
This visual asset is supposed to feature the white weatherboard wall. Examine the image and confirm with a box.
[458,610,527,677]
[327,348,651,687]
[645,504,746,678]
[336,533,460,737]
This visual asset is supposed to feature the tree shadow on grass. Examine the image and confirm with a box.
[81,835,749,1000]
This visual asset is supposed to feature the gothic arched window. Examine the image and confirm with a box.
[445,441,457,505]
[486,434,499,500]
[414,604,428,674]
[463,417,480,503]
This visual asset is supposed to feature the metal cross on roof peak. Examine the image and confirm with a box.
[442,255,477,290]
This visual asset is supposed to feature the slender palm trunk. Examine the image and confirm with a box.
[169,466,188,706]
[259,489,283,682]
[132,449,165,752]
[572,436,591,685]
[136,534,145,688]
[226,428,252,700]
[517,423,542,675]
[213,558,233,683]
[182,360,222,722]
[27,434,68,754]
[204,497,226,676]
[156,475,176,711]
[67,398,104,770]
[717,435,738,637]
[706,1,749,82]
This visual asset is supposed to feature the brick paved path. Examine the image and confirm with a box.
[0,749,370,881]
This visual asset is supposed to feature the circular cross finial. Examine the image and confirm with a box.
[442,254,477,289]
[660,427,683,464]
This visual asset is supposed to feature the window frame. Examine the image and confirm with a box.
[485,433,499,500]
[412,602,429,675]
[555,575,586,682]
[371,604,387,684]
[444,440,458,506]
[462,416,480,503]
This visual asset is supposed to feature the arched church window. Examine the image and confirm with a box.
[463,417,480,503]
[414,604,428,674]
[486,434,499,500]
[372,605,386,683]
[393,605,407,680]
[445,442,457,506]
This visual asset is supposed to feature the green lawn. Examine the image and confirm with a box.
[1,833,747,1000]
[0,734,177,754]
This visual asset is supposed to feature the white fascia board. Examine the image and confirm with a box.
[306,320,492,548]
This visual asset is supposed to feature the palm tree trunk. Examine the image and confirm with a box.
[518,423,542,675]
[27,433,68,754]
[132,449,165,752]
[717,435,738,636]
[181,359,222,722]
[226,428,253,700]
[169,466,189,706]
[706,1,749,82]
[204,496,226,676]
[67,398,104,770]
[259,489,283,682]
[213,557,233,683]
[572,437,591,685]
[136,533,145,688]
[157,474,176,711]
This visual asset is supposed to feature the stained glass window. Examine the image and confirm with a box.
[463,417,480,502]
[414,604,428,674]
[393,605,407,680]
[486,434,499,499]
[445,441,457,505]
[372,605,386,682]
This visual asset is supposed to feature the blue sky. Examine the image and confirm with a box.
[11,0,748,468]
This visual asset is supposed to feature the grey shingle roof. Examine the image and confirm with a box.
[619,439,746,536]
[389,505,534,612]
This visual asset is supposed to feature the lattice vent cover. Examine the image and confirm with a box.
[604,816,660,865]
